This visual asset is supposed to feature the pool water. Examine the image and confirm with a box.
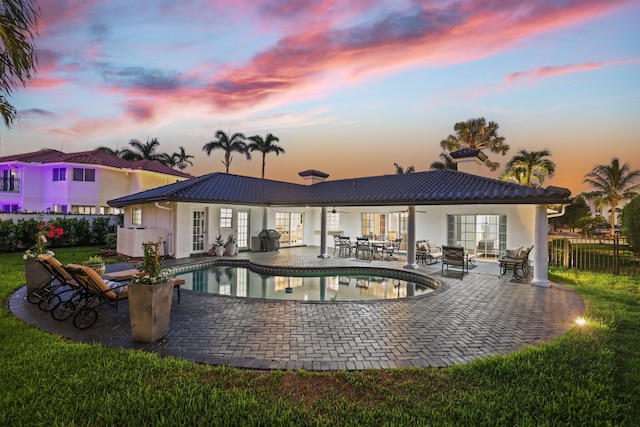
[174,265,435,301]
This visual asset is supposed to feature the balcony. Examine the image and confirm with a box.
[0,178,20,193]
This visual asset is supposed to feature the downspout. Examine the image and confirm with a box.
[154,202,174,257]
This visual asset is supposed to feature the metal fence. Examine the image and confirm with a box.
[549,236,640,276]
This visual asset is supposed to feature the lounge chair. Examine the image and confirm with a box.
[27,254,78,312]
[441,245,469,277]
[416,240,443,265]
[499,246,533,279]
[58,264,129,329]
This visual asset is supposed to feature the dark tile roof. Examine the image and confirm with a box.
[0,149,191,178]
[108,169,571,207]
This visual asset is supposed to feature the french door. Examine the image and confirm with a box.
[237,211,249,250]
[192,210,207,253]
[275,212,304,246]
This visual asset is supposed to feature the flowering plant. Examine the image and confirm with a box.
[23,223,64,260]
[130,241,172,285]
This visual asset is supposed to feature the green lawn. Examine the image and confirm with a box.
[1,247,638,425]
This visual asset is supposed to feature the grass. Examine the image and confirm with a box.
[1,247,638,425]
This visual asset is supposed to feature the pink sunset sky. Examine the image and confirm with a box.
[5,0,640,194]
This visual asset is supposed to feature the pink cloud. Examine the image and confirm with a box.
[507,58,640,84]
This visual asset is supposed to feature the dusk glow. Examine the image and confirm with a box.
[6,0,640,193]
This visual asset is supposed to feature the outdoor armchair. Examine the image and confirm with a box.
[441,245,469,276]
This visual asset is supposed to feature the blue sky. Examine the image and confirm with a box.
[5,0,640,194]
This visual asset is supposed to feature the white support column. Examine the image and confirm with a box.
[262,206,268,230]
[404,205,418,269]
[531,204,550,287]
[318,206,330,258]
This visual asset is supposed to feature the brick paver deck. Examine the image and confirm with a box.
[8,247,584,371]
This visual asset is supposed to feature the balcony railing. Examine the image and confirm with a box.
[0,178,20,193]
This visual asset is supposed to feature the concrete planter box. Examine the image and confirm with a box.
[24,259,51,293]
[128,281,173,342]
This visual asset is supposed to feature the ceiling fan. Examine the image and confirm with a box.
[330,207,350,214]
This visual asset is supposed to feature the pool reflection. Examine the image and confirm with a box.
[174,266,432,301]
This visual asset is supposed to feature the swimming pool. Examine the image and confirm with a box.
[173,264,437,302]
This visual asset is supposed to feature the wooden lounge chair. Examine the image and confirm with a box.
[441,245,468,276]
[60,264,130,329]
[27,254,79,312]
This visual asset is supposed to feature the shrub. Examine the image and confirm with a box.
[15,218,41,249]
[0,219,16,252]
[91,217,111,245]
[621,196,640,251]
[105,233,117,250]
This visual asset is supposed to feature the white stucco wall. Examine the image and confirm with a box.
[126,202,539,262]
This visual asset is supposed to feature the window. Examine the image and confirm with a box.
[52,167,66,181]
[72,205,96,214]
[327,212,340,231]
[447,214,507,259]
[361,213,386,238]
[132,208,142,225]
[72,168,95,182]
[2,204,19,212]
[53,204,67,213]
[220,208,233,228]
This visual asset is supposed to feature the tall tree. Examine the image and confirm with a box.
[171,146,194,171]
[247,133,284,179]
[499,149,556,187]
[439,117,509,171]
[429,152,457,170]
[583,158,640,236]
[119,137,164,162]
[202,130,249,173]
[393,163,415,174]
[0,0,39,127]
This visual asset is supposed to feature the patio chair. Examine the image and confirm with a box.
[383,238,402,260]
[499,245,533,279]
[355,237,374,262]
[441,245,468,277]
[27,254,78,312]
[425,241,443,265]
[57,264,129,329]
[338,236,356,257]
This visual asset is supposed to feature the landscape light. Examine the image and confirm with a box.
[576,317,586,326]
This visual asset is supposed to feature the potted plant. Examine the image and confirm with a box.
[209,233,225,256]
[225,234,237,256]
[128,241,175,342]
[23,222,64,292]
[81,255,106,276]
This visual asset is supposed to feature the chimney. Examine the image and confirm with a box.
[298,169,329,185]
[450,148,488,176]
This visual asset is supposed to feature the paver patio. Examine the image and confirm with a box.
[8,246,584,371]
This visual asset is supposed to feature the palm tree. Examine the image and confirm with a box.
[171,146,194,171]
[247,133,284,179]
[393,163,415,174]
[499,149,556,187]
[439,117,509,171]
[583,158,640,236]
[96,146,122,157]
[429,153,457,170]
[202,130,249,173]
[0,0,39,128]
[119,138,164,162]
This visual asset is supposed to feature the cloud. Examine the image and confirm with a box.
[507,58,640,84]
[100,66,184,93]
[19,108,57,118]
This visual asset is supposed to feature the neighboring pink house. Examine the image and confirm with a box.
[0,149,191,214]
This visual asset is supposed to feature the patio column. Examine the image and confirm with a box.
[404,205,418,269]
[262,206,268,230]
[531,204,550,288]
[318,206,329,258]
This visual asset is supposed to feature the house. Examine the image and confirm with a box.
[108,149,572,287]
[0,149,191,214]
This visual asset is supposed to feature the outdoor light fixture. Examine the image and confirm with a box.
[576,317,586,326]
